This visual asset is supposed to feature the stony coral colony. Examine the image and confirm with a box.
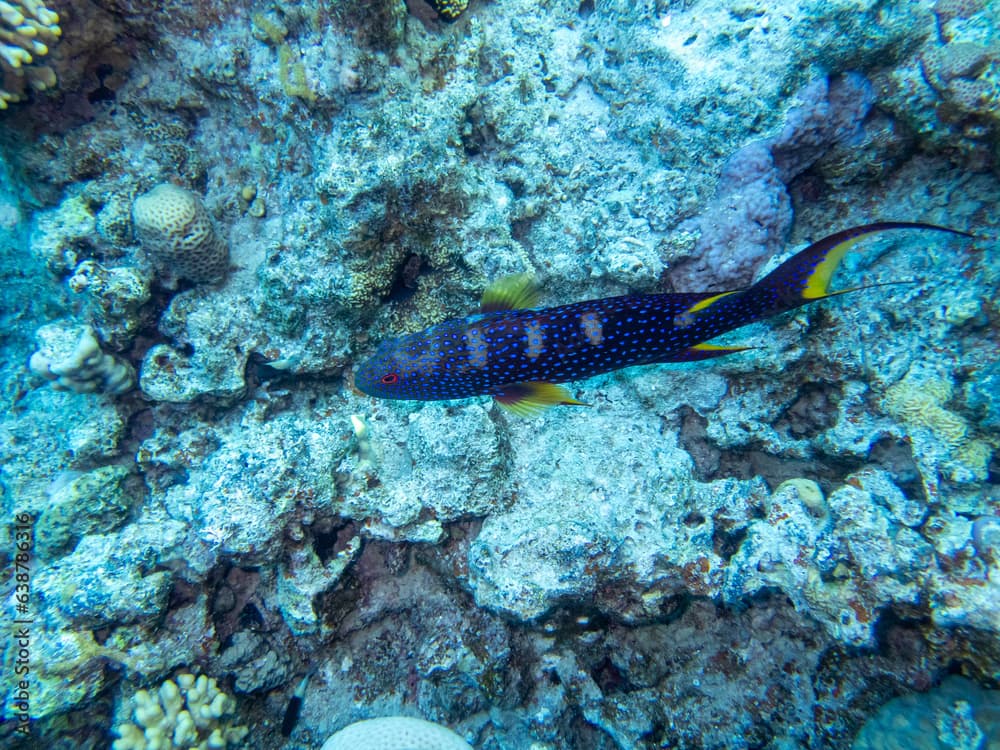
[0,0,60,108]
[427,0,471,22]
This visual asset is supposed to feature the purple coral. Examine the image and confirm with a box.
[671,73,875,291]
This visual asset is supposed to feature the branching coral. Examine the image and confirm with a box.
[29,322,135,395]
[0,0,60,108]
[113,673,248,750]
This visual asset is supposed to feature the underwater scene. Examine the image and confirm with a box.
[1,0,999,748]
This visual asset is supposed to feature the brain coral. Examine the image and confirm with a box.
[132,183,229,285]
[321,716,473,750]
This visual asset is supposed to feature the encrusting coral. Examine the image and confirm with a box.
[113,673,248,750]
[852,675,1000,750]
[0,0,60,108]
[883,370,994,490]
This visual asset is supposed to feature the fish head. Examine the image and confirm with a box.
[355,340,409,399]
[353,334,443,400]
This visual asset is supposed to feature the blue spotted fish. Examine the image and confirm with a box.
[355,223,970,415]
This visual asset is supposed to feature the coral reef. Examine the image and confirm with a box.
[671,73,876,290]
[0,0,998,748]
[725,469,935,646]
[28,321,135,394]
[852,675,1000,750]
[68,261,150,350]
[29,193,100,274]
[874,0,1000,168]
[35,464,139,560]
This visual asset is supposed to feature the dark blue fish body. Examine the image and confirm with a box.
[355,223,970,414]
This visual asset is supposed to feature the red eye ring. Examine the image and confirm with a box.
[380,373,399,385]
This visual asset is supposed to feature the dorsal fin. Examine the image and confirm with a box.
[480,274,541,313]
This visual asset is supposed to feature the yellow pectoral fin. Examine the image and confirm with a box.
[493,382,590,417]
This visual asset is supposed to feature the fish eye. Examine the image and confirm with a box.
[380,373,399,385]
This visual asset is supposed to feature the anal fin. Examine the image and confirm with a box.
[493,382,589,417]
[660,343,752,363]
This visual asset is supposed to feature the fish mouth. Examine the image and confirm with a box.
[351,359,380,396]
[347,366,369,396]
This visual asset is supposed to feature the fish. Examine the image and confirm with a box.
[354,222,971,415]
[280,671,313,737]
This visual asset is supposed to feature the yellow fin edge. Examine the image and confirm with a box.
[801,235,865,300]
[690,343,750,353]
[686,290,739,314]
[480,274,542,312]
[494,382,589,417]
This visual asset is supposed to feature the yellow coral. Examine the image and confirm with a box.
[278,43,316,102]
[113,673,248,750]
[884,376,968,449]
[953,438,993,483]
[884,371,997,489]
[0,0,61,109]
[251,11,287,45]
[426,0,471,21]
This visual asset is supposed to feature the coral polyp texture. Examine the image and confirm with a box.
[321,716,473,750]
[0,0,60,108]
[112,673,248,750]
[132,183,229,286]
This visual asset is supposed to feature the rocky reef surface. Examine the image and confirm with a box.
[1,0,999,748]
